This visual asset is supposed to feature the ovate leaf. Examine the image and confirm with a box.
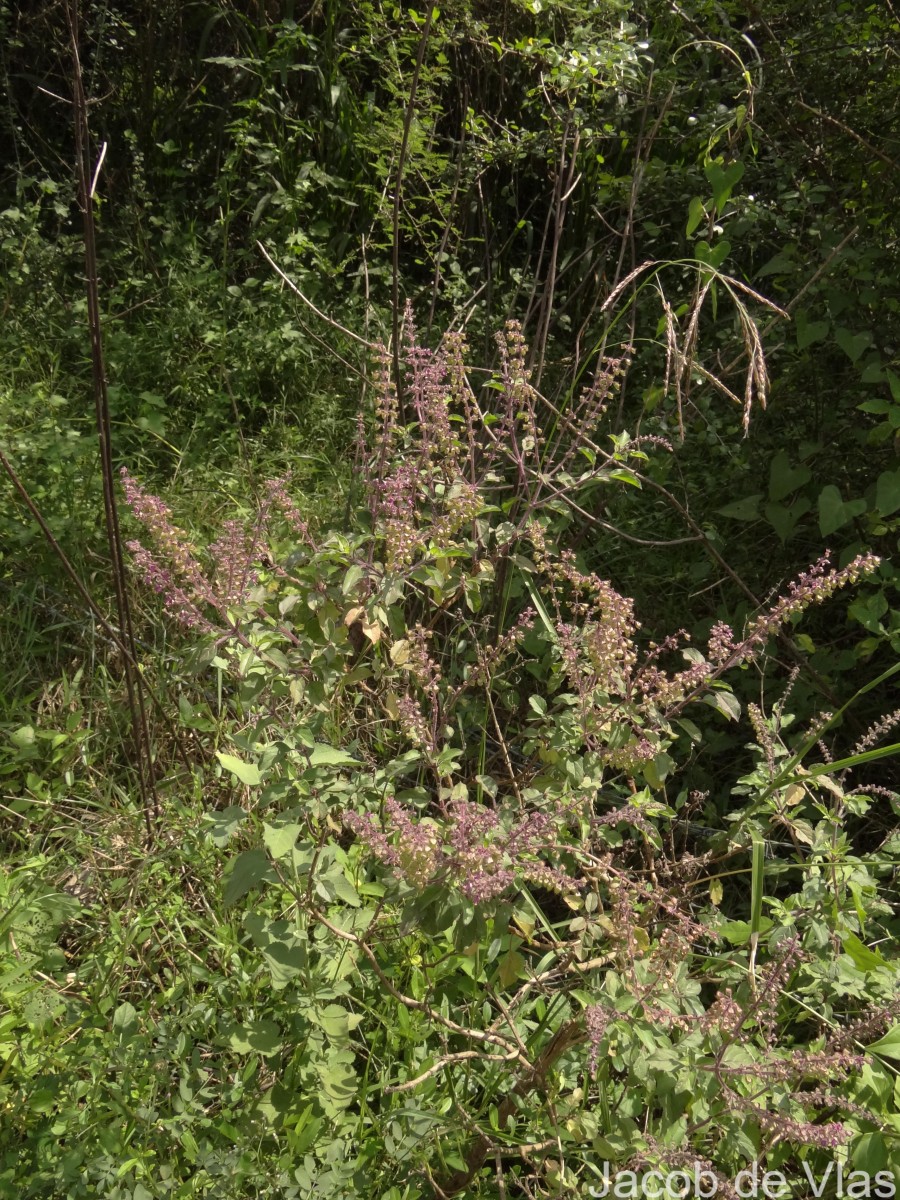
[686,196,706,237]
[223,849,276,907]
[867,1026,900,1060]
[308,743,360,767]
[843,933,889,974]
[216,752,261,787]
[263,822,302,860]
[875,469,900,517]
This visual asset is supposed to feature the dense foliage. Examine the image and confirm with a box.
[1,1,899,1197]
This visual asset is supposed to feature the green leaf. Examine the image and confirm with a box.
[817,485,866,535]
[716,494,761,521]
[716,918,772,945]
[9,725,35,749]
[223,849,276,907]
[329,873,361,906]
[704,159,744,210]
[835,327,873,364]
[263,822,302,860]
[750,837,764,938]
[848,590,887,632]
[608,467,641,487]
[497,949,525,988]
[768,451,811,502]
[852,1132,889,1173]
[867,1026,900,1060]
[842,933,889,973]
[756,248,796,278]
[686,196,706,237]
[244,913,308,988]
[315,1003,363,1043]
[342,564,365,595]
[224,1019,282,1056]
[795,312,829,350]
[308,743,360,767]
[764,500,810,543]
[702,690,741,721]
[216,751,261,787]
[316,1053,357,1108]
[694,238,730,270]
[207,805,246,847]
[875,469,900,517]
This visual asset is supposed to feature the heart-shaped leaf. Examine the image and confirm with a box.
[795,312,829,350]
[695,239,731,271]
[704,159,744,210]
[818,485,866,536]
[835,327,872,364]
[768,451,811,502]
[765,499,810,543]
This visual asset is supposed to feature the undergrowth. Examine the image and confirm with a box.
[3,313,898,1198]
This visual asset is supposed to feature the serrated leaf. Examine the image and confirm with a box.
[216,752,261,787]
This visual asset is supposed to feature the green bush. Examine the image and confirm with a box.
[79,313,899,1197]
